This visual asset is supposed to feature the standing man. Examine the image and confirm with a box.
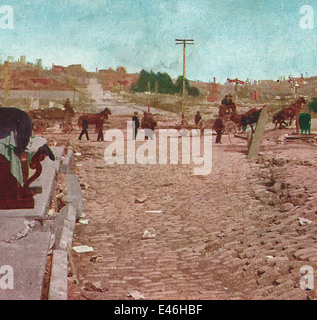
[227,94,236,114]
[212,115,225,144]
[132,111,140,140]
[96,115,105,142]
[141,111,157,140]
[78,117,90,141]
[221,95,229,106]
[194,111,202,126]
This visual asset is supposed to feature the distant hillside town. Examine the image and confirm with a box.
[0,55,316,106]
[0,56,140,104]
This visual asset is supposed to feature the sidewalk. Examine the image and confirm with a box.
[0,145,82,300]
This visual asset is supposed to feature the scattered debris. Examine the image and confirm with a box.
[134,196,148,203]
[145,210,163,214]
[128,290,146,300]
[141,228,156,240]
[84,281,105,292]
[90,255,103,262]
[298,217,312,226]
[78,219,89,225]
[72,245,94,253]
[47,209,55,217]
[80,182,88,190]
[79,211,86,218]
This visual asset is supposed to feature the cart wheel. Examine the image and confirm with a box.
[60,123,73,134]
[33,120,47,134]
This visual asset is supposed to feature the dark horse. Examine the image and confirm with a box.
[273,97,306,129]
[0,107,33,156]
[241,107,264,133]
[78,107,112,132]
[230,108,258,131]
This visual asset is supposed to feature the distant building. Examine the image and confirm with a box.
[65,64,87,76]
[0,70,79,101]
[52,64,66,74]
[99,67,139,92]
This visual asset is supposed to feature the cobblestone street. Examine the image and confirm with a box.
[50,116,317,300]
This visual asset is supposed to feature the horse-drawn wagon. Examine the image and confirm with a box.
[29,106,75,134]
[29,98,75,134]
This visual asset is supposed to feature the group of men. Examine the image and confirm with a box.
[132,111,157,140]
[193,94,236,144]
[219,94,236,116]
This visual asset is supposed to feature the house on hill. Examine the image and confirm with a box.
[0,70,79,101]
[99,67,139,92]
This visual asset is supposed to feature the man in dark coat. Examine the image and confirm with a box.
[78,117,90,140]
[96,115,105,142]
[132,111,140,140]
[227,94,236,114]
[194,111,202,126]
[221,95,229,106]
[212,116,225,144]
[141,112,157,140]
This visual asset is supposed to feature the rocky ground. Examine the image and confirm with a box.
[42,110,317,301]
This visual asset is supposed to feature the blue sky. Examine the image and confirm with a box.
[0,0,316,83]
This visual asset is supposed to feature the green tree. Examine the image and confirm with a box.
[174,76,191,95]
[133,69,150,92]
[156,72,175,94]
[188,86,200,96]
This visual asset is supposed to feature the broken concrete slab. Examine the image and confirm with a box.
[0,218,40,242]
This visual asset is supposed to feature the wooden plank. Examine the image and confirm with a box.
[247,107,269,159]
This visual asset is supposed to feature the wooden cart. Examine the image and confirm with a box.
[29,107,74,134]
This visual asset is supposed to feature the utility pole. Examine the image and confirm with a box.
[175,38,194,117]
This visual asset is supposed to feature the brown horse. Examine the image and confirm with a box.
[78,107,112,131]
[273,97,306,129]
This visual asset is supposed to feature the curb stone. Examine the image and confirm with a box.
[48,149,84,300]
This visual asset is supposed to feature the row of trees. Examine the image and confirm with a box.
[132,69,200,96]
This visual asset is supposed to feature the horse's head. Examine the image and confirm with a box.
[295,97,306,105]
[100,108,111,119]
